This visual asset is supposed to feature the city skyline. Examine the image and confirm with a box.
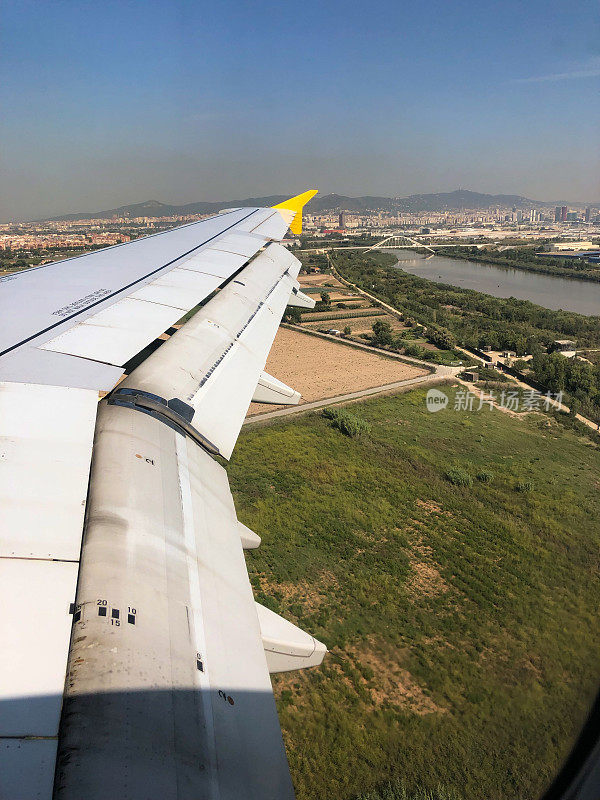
[3,188,600,226]
[1,0,599,221]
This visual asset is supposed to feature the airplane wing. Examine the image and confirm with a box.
[0,191,325,800]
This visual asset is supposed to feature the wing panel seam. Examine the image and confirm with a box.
[0,209,261,359]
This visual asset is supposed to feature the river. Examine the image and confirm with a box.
[387,250,600,317]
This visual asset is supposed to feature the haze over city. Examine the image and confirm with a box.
[1,0,599,221]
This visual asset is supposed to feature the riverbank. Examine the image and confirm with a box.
[389,250,600,316]
[435,246,600,284]
[328,248,600,427]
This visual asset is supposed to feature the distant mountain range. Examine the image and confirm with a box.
[44,190,593,221]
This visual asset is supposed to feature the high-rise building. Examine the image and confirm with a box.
[555,207,562,222]
[561,206,568,222]
[338,211,347,229]
[585,207,591,223]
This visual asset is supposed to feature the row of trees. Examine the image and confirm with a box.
[332,249,600,418]
[334,251,600,349]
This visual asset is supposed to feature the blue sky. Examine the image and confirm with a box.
[1,0,599,219]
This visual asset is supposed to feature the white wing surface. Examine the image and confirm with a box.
[0,207,281,388]
[115,241,303,458]
[0,192,323,800]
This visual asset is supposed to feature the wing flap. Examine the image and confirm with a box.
[0,559,79,735]
[0,740,59,800]
[114,242,301,458]
[0,382,98,559]
[256,602,327,673]
[0,383,97,799]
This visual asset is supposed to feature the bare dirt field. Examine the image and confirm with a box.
[247,327,428,416]
[328,294,370,305]
[298,273,344,288]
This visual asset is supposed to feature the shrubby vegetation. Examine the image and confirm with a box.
[229,387,600,800]
[322,407,371,438]
[282,305,303,323]
[515,479,534,493]
[331,250,600,421]
[476,470,494,483]
[474,366,509,383]
[444,467,473,487]
[354,780,462,800]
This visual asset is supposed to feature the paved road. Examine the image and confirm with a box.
[244,373,449,426]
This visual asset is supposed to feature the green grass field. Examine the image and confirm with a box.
[228,386,600,800]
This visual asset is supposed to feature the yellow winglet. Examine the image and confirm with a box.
[272,189,318,235]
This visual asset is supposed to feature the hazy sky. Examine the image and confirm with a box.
[1,0,599,220]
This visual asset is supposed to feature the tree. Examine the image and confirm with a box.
[513,335,528,356]
[405,344,424,358]
[371,319,394,347]
[569,397,580,417]
[427,326,455,350]
[320,291,331,307]
[343,325,352,337]
[283,306,302,324]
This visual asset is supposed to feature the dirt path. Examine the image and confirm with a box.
[331,261,599,437]
[245,373,449,425]
[453,345,599,434]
